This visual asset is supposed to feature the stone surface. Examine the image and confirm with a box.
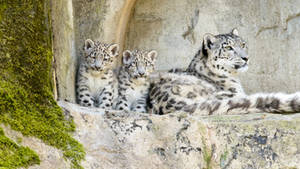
[58,101,300,169]
[3,101,300,168]
[52,0,77,102]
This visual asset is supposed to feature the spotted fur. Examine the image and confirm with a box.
[76,39,119,108]
[150,29,300,115]
[116,49,157,113]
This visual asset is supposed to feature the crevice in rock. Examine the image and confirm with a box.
[255,25,279,37]
[284,12,300,30]
[115,0,138,56]
[182,9,199,44]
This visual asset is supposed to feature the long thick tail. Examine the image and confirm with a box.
[196,92,300,115]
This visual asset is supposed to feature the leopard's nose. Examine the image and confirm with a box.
[241,57,248,62]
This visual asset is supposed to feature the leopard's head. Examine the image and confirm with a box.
[202,29,248,75]
[122,49,157,78]
[83,39,119,71]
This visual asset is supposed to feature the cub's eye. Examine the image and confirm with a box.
[241,42,246,48]
[225,46,233,50]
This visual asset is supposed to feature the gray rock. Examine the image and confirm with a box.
[58,101,300,169]
[4,102,299,169]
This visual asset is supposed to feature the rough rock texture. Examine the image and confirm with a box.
[52,0,77,102]
[58,101,300,169]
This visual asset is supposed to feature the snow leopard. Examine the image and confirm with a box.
[76,39,119,108]
[116,49,157,113]
[149,29,300,115]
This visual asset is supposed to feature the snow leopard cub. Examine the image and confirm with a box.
[76,39,119,108]
[150,29,300,115]
[116,49,157,113]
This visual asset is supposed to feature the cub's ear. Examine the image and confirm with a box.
[123,50,133,65]
[84,39,94,51]
[231,28,239,36]
[108,43,119,57]
[147,50,157,62]
[203,33,216,49]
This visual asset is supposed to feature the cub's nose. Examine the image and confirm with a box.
[139,72,145,76]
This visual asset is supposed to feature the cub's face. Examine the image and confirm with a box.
[83,39,119,71]
[122,49,157,78]
[203,29,249,74]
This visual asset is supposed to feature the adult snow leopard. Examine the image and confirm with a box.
[149,29,300,115]
[76,39,119,108]
[116,49,157,113]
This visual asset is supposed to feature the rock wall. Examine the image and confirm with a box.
[59,101,300,169]
[53,0,135,102]
[125,0,300,94]
[52,0,77,101]
[53,0,300,102]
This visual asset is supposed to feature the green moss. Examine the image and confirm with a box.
[0,127,40,168]
[0,1,85,168]
[202,139,213,169]
[219,150,229,168]
[197,123,213,169]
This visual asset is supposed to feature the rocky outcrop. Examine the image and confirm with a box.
[48,1,300,168]
[58,101,300,169]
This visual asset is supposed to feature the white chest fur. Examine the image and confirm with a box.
[85,70,113,97]
[126,78,149,104]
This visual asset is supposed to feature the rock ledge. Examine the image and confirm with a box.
[59,101,300,169]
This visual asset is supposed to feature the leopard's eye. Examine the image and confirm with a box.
[225,46,233,50]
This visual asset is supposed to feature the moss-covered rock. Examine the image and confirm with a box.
[0,127,40,168]
[0,1,84,168]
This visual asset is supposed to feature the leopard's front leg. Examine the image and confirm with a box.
[98,87,114,109]
[77,83,95,107]
[115,94,131,112]
[132,96,147,113]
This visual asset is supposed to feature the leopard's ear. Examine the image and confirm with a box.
[84,39,94,51]
[83,39,94,57]
[108,43,119,57]
[147,50,157,62]
[203,33,216,49]
[231,28,239,36]
[123,50,133,65]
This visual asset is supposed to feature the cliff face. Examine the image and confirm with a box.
[54,0,300,103]
[1,0,300,168]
